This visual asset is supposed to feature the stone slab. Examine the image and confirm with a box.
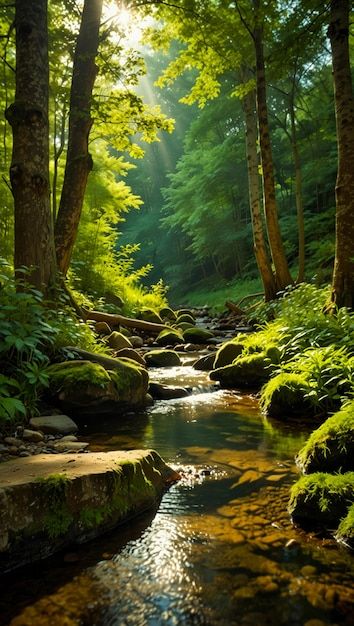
[0,450,179,572]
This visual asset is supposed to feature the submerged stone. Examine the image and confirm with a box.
[148,382,189,400]
[0,450,179,571]
[145,349,181,368]
[296,401,354,474]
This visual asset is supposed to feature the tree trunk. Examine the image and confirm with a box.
[328,0,354,308]
[5,0,55,292]
[54,0,103,276]
[289,96,305,283]
[84,309,169,334]
[241,81,277,301]
[253,0,293,292]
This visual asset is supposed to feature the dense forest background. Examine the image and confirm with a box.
[0,0,353,309]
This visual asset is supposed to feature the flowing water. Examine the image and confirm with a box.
[1,363,354,626]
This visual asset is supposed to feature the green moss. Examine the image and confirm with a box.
[289,472,354,528]
[260,373,313,419]
[176,313,195,325]
[214,341,244,369]
[145,349,181,367]
[156,328,184,346]
[36,474,73,539]
[336,503,354,548]
[296,400,354,473]
[46,360,110,392]
[183,327,214,343]
[159,307,177,321]
[210,353,274,388]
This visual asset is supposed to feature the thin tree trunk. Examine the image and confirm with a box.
[253,0,293,291]
[55,0,103,276]
[241,80,276,301]
[5,0,55,292]
[328,0,354,308]
[289,96,305,283]
[52,99,67,223]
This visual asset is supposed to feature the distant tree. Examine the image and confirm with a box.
[328,0,354,308]
[5,0,56,292]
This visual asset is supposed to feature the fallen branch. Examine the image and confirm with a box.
[225,300,245,316]
[84,309,169,334]
[236,292,264,308]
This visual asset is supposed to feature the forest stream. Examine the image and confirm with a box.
[0,358,354,626]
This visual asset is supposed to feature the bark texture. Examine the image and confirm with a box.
[253,0,293,291]
[328,0,354,308]
[5,0,55,291]
[241,82,276,301]
[289,96,305,283]
[55,0,103,276]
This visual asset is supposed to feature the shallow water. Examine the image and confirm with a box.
[1,365,354,626]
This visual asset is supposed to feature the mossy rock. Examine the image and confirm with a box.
[174,321,195,331]
[182,327,214,344]
[193,353,216,371]
[46,360,148,416]
[260,373,313,419]
[138,308,163,324]
[296,401,354,474]
[108,331,133,350]
[288,472,354,528]
[214,341,244,369]
[177,308,195,319]
[335,503,354,549]
[210,353,274,389]
[145,350,182,368]
[159,307,177,321]
[156,329,184,347]
[176,313,196,326]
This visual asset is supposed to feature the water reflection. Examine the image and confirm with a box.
[2,367,354,626]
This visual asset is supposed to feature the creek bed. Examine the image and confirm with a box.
[0,364,353,626]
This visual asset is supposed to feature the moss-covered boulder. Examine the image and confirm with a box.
[108,331,133,350]
[335,503,354,549]
[176,313,196,326]
[174,321,194,331]
[177,308,195,319]
[46,360,148,416]
[210,353,274,388]
[288,472,354,528]
[159,307,177,321]
[296,402,354,474]
[193,353,216,371]
[260,373,313,419]
[138,308,163,324]
[145,350,182,368]
[116,348,146,367]
[182,327,214,344]
[213,341,244,369]
[156,328,184,346]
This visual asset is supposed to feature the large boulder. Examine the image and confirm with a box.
[138,308,163,324]
[288,472,354,528]
[159,307,177,321]
[296,401,354,474]
[145,350,181,368]
[108,331,133,350]
[260,373,313,418]
[45,360,148,417]
[0,450,179,571]
[182,327,214,344]
[156,328,184,346]
[210,353,274,389]
[213,341,244,369]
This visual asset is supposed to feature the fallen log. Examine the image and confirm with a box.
[84,309,169,334]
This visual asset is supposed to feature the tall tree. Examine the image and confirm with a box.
[55,0,103,276]
[5,0,56,291]
[328,0,354,308]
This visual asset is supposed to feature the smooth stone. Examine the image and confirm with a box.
[60,435,78,442]
[301,565,317,577]
[115,348,146,367]
[129,336,144,348]
[95,322,111,335]
[149,382,190,400]
[4,437,21,447]
[30,415,78,435]
[107,331,133,350]
[53,441,89,452]
[22,429,44,443]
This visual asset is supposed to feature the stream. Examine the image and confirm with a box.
[1,360,354,625]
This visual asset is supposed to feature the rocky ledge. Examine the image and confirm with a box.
[0,450,179,572]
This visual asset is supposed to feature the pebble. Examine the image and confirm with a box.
[301,565,317,577]
[19,451,31,457]
[22,429,44,443]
